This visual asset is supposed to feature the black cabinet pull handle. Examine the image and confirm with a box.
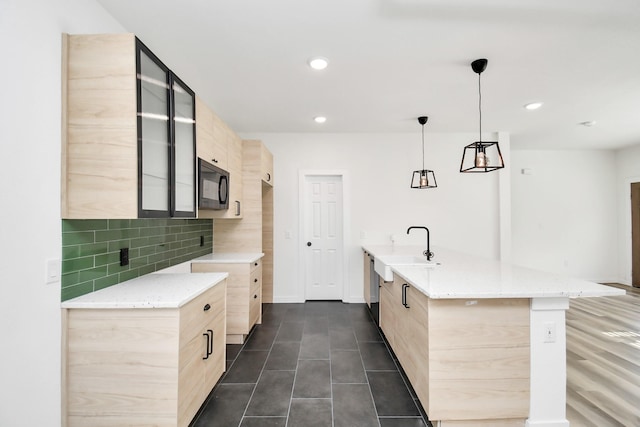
[254,294,258,299]
[402,284,410,308]
[254,278,258,283]
[203,330,214,359]
[203,303,211,311]
[267,172,271,181]
[212,158,218,163]
[307,242,312,247]
[203,332,211,360]
[235,200,241,216]
[254,262,258,266]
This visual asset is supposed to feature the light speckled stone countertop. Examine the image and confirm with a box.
[191,252,264,264]
[363,245,625,299]
[61,272,228,309]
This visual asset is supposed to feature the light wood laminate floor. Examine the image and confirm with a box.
[566,284,640,427]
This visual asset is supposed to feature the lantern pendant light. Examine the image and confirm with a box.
[411,116,437,189]
[460,58,504,173]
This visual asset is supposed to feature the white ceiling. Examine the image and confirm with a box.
[96,0,640,150]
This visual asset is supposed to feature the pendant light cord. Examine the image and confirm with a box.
[422,123,425,171]
[478,72,482,143]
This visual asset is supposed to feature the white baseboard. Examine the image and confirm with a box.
[525,420,569,427]
[271,296,305,303]
[270,296,366,304]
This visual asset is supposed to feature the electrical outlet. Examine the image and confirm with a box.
[120,248,129,266]
[544,322,556,343]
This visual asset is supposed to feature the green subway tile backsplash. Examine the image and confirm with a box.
[61,218,213,301]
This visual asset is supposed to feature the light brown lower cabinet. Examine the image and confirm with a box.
[62,281,226,427]
[380,274,530,425]
[363,252,371,307]
[192,260,262,344]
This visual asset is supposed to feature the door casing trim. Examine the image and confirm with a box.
[298,170,351,302]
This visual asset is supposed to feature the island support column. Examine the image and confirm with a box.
[526,297,570,427]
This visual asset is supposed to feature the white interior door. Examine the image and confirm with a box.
[303,175,344,300]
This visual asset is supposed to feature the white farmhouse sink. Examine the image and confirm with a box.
[373,254,440,282]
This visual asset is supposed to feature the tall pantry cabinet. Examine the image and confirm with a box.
[214,140,274,303]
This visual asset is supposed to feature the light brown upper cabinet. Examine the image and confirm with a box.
[195,97,227,170]
[261,143,274,185]
[62,33,196,219]
[196,98,244,219]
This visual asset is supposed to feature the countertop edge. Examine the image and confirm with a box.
[365,245,627,300]
[61,272,229,309]
[191,252,265,264]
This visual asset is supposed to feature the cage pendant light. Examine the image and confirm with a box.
[411,116,437,189]
[460,59,504,173]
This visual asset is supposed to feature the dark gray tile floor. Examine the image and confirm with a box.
[191,302,432,427]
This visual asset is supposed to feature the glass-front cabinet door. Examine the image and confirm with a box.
[171,75,196,217]
[136,39,195,218]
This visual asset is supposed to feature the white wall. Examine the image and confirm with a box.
[243,132,507,303]
[0,1,124,426]
[511,150,618,282]
[615,144,640,285]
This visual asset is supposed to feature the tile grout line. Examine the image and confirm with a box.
[374,310,432,427]
[354,316,383,427]
[329,323,335,427]
[196,303,433,427]
[237,320,284,427]
[189,321,256,427]
[283,342,300,427]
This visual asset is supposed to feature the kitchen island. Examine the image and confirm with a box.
[363,245,625,427]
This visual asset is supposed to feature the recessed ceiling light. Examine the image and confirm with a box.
[314,116,327,124]
[524,102,543,110]
[308,57,329,70]
[579,120,597,127]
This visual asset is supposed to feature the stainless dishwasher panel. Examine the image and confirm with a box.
[369,255,380,325]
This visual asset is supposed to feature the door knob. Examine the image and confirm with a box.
[307,242,312,247]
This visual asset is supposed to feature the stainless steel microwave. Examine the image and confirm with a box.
[198,158,229,210]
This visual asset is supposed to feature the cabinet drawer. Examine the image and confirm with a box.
[249,265,261,327]
[249,286,261,327]
[180,282,226,346]
[250,266,261,290]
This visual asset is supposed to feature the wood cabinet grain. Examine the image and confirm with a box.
[363,252,371,307]
[213,140,273,303]
[381,274,530,424]
[191,260,262,344]
[196,97,244,219]
[62,281,226,427]
[62,33,196,219]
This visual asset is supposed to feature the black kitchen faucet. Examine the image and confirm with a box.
[406,226,434,261]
